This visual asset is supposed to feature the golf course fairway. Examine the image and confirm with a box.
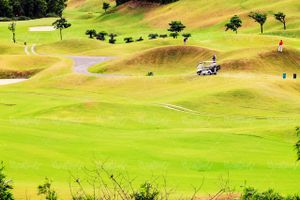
[0,0,300,199]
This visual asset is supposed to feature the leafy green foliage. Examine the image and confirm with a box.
[136,36,144,42]
[0,162,14,200]
[124,37,134,43]
[109,33,117,44]
[85,29,97,38]
[225,15,242,33]
[37,178,58,200]
[8,22,16,43]
[148,33,159,39]
[249,12,267,33]
[159,34,168,38]
[168,21,186,38]
[133,182,159,200]
[0,0,66,18]
[241,187,300,200]
[96,31,108,41]
[274,12,286,30]
[103,2,110,14]
[52,17,71,40]
[182,33,191,38]
[295,127,300,161]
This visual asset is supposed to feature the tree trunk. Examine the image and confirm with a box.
[60,29,62,40]
[283,21,286,30]
[260,24,263,34]
[13,32,16,43]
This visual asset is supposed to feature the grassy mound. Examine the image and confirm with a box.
[0,55,61,78]
[89,45,216,75]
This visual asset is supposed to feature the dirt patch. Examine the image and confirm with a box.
[0,69,42,79]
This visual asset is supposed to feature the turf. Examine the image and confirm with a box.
[0,0,300,199]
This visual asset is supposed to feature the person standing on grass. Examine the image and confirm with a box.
[278,40,284,53]
[212,54,217,65]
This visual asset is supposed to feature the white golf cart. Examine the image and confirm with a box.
[196,61,221,76]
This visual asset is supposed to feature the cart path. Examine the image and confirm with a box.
[26,45,125,77]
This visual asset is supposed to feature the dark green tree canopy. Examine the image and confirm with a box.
[249,12,267,33]
[0,162,14,200]
[103,2,110,13]
[274,12,286,30]
[225,15,242,33]
[0,0,67,18]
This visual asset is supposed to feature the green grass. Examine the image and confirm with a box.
[0,0,300,199]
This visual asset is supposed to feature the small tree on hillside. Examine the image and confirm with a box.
[86,29,97,38]
[248,12,267,34]
[182,33,191,38]
[109,33,117,44]
[38,178,58,200]
[148,33,159,39]
[96,31,108,41]
[225,15,242,34]
[274,12,287,30]
[159,34,168,38]
[53,17,71,40]
[124,37,134,43]
[0,162,14,200]
[103,2,110,14]
[168,21,186,39]
[8,22,16,43]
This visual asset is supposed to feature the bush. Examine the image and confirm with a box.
[132,182,159,200]
[159,34,168,38]
[96,31,108,41]
[0,162,14,200]
[182,33,191,38]
[15,16,31,21]
[37,178,58,200]
[124,37,134,43]
[148,33,159,40]
[46,13,59,18]
[109,33,117,44]
[136,36,144,42]
[147,72,154,76]
[241,187,300,200]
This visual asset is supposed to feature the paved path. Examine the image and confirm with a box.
[0,79,27,85]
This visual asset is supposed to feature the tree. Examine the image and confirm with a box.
[52,17,71,40]
[96,31,108,41]
[85,29,97,38]
[274,12,286,30]
[136,36,144,42]
[0,162,14,200]
[182,33,191,38]
[108,33,117,44]
[102,2,110,14]
[225,15,242,34]
[8,22,16,43]
[124,37,133,43]
[248,12,267,34]
[295,127,300,161]
[0,0,13,17]
[37,178,58,200]
[148,33,158,39]
[159,34,168,38]
[168,21,186,38]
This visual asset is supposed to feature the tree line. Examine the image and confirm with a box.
[116,0,178,6]
[0,0,67,19]
[225,11,287,34]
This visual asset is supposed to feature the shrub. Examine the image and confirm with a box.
[0,162,14,200]
[132,182,159,200]
[85,29,97,39]
[169,32,179,38]
[148,33,159,39]
[37,178,58,200]
[147,72,154,76]
[96,31,108,41]
[109,33,117,44]
[182,33,191,38]
[136,36,144,42]
[124,37,134,43]
[159,34,168,38]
